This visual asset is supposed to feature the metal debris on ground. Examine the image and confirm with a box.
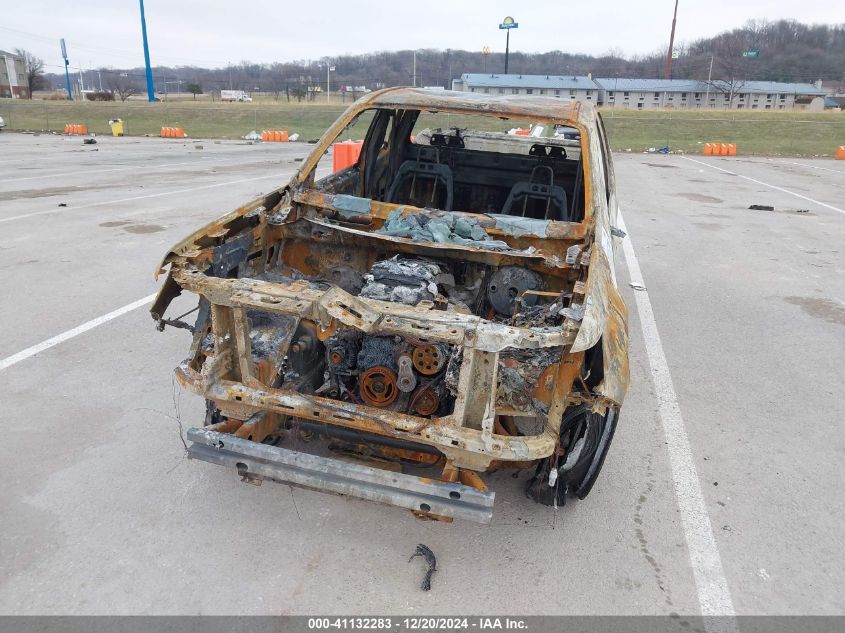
[629,282,647,291]
[408,544,437,591]
[749,204,775,211]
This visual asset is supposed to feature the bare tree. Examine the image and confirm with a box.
[105,71,140,102]
[14,48,45,97]
[707,33,753,106]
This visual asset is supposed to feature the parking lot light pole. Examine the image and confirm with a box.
[60,39,72,101]
[139,0,155,102]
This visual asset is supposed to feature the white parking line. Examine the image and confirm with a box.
[3,156,286,184]
[618,212,737,622]
[680,156,845,216]
[3,161,198,183]
[0,293,156,372]
[781,161,845,175]
[4,160,211,183]
[0,173,281,224]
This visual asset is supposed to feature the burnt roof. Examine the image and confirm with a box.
[361,87,594,125]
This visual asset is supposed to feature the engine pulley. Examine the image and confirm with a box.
[487,266,544,316]
[412,344,446,376]
[359,366,399,407]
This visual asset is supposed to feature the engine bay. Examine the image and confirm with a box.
[189,220,589,427]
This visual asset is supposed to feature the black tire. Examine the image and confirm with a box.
[526,405,618,506]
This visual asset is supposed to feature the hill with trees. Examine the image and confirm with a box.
[38,19,845,99]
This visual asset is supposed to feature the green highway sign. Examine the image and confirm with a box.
[742,50,760,58]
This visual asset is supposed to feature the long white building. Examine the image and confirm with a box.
[451,74,827,111]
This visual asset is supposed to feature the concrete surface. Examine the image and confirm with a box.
[0,133,842,616]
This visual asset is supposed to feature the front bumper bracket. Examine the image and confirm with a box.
[187,428,496,524]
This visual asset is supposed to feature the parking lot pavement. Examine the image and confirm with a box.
[0,134,842,616]
[615,152,845,615]
[0,134,305,355]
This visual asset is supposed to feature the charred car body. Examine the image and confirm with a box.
[152,88,629,523]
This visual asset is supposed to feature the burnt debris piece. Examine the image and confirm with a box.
[359,256,443,305]
[377,208,512,250]
[408,543,437,591]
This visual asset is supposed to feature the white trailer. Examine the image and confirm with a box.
[221,90,253,102]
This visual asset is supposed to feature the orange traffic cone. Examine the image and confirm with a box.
[835,146,845,160]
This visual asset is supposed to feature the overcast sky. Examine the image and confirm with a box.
[1,0,841,73]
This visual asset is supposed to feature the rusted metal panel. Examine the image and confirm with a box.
[187,428,496,523]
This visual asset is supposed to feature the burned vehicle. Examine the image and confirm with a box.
[151,88,629,523]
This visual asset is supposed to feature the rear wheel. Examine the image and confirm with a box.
[525,404,618,506]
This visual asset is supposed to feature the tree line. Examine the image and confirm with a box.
[24,19,845,100]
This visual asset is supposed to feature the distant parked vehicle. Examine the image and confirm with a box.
[0,115,5,131]
[221,90,253,102]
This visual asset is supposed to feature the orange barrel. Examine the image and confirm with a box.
[727,143,737,156]
[718,143,727,156]
[703,143,713,156]
[261,130,269,141]
[332,140,363,171]
[64,124,70,134]
[835,146,845,160]
[176,127,185,137]
[277,130,289,142]
[348,140,363,166]
[80,124,88,134]
[332,142,347,171]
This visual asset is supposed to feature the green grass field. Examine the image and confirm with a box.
[2,98,844,156]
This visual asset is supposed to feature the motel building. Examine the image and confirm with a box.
[452,73,826,111]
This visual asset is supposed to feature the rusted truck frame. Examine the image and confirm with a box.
[152,88,629,523]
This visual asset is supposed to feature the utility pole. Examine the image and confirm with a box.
[139,0,155,101]
[413,51,416,87]
[499,17,518,75]
[664,0,679,80]
[704,54,714,108]
[60,39,72,101]
[228,62,232,90]
[327,63,333,103]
